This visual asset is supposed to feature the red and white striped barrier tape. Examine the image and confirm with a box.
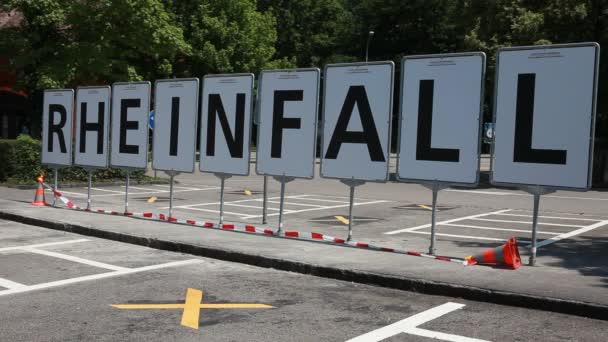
[44,182,470,266]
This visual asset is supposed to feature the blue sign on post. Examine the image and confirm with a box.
[148,110,155,129]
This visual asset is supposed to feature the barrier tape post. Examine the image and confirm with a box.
[52,168,58,207]
[340,178,365,242]
[274,175,294,233]
[215,173,232,225]
[86,170,93,210]
[262,175,268,224]
[124,170,130,214]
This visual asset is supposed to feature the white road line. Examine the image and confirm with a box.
[0,239,89,252]
[384,209,511,235]
[267,200,326,208]
[494,213,602,222]
[175,207,250,217]
[163,196,299,209]
[533,219,608,248]
[346,302,489,342]
[128,186,168,192]
[407,231,507,242]
[0,259,202,297]
[0,278,27,290]
[470,218,585,228]
[225,203,280,211]
[22,247,129,272]
[443,223,559,235]
[447,189,608,202]
[290,197,349,204]
[447,189,515,196]
[242,200,388,219]
[61,187,221,199]
[152,184,210,190]
[89,187,125,193]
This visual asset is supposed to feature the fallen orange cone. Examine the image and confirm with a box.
[32,173,47,207]
[465,237,521,269]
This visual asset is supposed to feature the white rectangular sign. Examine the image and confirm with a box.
[110,82,150,169]
[491,43,599,190]
[152,78,199,173]
[320,62,394,182]
[256,68,320,178]
[199,74,254,176]
[41,89,74,167]
[74,86,111,168]
[397,53,485,185]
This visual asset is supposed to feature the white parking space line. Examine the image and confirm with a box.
[267,200,326,208]
[129,186,169,192]
[443,223,559,235]
[0,259,203,297]
[226,203,280,211]
[242,200,389,219]
[179,207,251,217]
[347,302,489,342]
[0,239,89,252]
[470,218,585,228]
[407,231,507,242]
[533,219,608,248]
[384,210,511,235]
[494,213,603,222]
[22,247,129,272]
[89,187,125,193]
[447,189,608,202]
[57,187,222,198]
[0,278,27,290]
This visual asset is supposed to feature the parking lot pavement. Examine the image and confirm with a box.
[1,220,606,342]
[1,166,608,312]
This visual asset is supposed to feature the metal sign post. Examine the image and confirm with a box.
[166,171,180,218]
[124,170,130,213]
[422,183,449,255]
[214,173,232,225]
[273,175,294,233]
[523,186,555,266]
[340,179,365,241]
[86,169,93,210]
[262,175,268,224]
[52,168,59,207]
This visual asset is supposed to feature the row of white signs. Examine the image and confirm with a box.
[42,43,599,190]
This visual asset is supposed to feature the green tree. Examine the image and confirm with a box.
[165,0,285,76]
[258,0,356,67]
[1,0,189,91]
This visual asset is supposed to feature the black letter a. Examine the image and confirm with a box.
[324,86,385,162]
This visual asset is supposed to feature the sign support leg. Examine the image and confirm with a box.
[262,176,268,224]
[52,168,58,207]
[523,185,554,266]
[273,175,294,234]
[422,182,448,255]
[340,179,365,242]
[215,173,232,225]
[168,173,175,218]
[124,170,130,214]
[86,170,92,210]
[530,192,541,266]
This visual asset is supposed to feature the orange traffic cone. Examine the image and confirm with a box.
[32,173,47,207]
[465,237,521,269]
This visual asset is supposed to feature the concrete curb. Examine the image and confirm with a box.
[1,210,607,321]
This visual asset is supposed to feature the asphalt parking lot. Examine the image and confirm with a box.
[37,162,608,267]
[1,220,606,342]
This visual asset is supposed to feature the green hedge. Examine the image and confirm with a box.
[0,135,146,184]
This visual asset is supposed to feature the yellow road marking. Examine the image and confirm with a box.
[244,189,252,196]
[417,204,433,211]
[147,196,157,203]
[181,288,204,329]
[335,215,350,225]
[112,288,273,330]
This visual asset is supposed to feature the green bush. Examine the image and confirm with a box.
[1,135,147,184]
